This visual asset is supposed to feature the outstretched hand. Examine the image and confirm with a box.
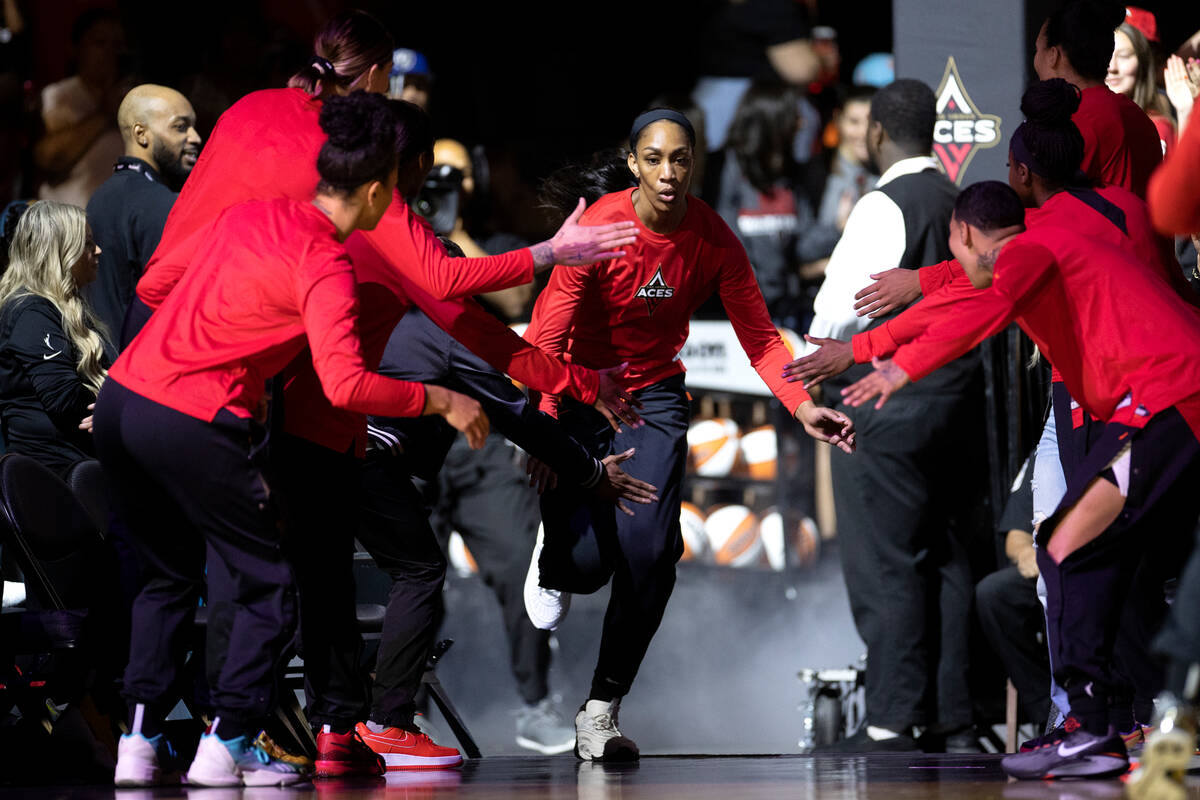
[531,198,639,269]
[526,456,558,495]
[594,362,644,432]
[853,268,921,318]
[840,357,910,410]
[795,400,856,453]
[782,336,854,388]
[594,448,660,516]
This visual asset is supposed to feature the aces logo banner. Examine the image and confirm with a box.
[933,57,1002,185]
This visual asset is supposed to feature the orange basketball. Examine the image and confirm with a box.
[705,504,763,567]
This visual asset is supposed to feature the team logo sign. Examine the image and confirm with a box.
[933,56,1001,185]
[635,266,675,315]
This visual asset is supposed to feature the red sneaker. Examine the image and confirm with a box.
[314,727,386,777]
[354,722,463,770]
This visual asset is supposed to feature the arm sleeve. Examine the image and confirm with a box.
[399,270,599,405]
[804,191,906,349]
[1148,116,1200,235]
[918,259,965,295]
[362,205,535,302]
[298,252,428,417]
[442,341,603,488]
[524,263,595,416]
[893,241,1054,381]
[718,245,812,414]
[851,275,982,363]
[7,302,96,422]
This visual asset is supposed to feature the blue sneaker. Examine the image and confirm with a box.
[186,732,307,787]
[114,732,182,786]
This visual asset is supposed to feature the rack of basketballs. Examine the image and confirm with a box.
[682,389,822,572]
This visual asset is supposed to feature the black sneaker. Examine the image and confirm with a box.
[813,727,920,753]
[1019,716,1079,752]
[1001,728,1129,780]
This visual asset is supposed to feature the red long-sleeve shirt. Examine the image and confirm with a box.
[1074,85,1162,199]
[1148,108,1200,235]
[110,199,426,423]
[281,200,601,454]
[524,189,811,414]
[859,186,1179,365]
[890,225,1200,436]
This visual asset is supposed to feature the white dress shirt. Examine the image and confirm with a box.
[803,155,940,354]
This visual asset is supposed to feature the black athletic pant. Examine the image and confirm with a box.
[272,434,369,731]
[93,379,296,729]
[356,451,447,729]
[830,392,984,731]
[538,374,689,701]
[1155,522,1200,699]
[433,434,549,705]
[1039,405,1200,732]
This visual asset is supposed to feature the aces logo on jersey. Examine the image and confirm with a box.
[932,56,1002,185]
[635,266,675,315]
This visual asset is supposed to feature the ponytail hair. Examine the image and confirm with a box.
[317,91,398,195]
[538,148,635,227]
[0,201,108,395]
[1011,78,1086,187]
[288,10,394,96]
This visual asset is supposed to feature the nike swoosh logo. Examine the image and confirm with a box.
[1057,740,1095,757]
[43,351,61,360]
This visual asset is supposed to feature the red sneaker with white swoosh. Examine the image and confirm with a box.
[354,723,463,770]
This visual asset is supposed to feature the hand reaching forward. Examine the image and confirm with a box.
[840,357,910,410]
[853,268,921,318]
[530,198,639,270]
[795,400,856,454]
[425,386,490,449]
[782,336,855,388]
[595,448,660,516]
[79,403,95,433]
[594,362,644,432]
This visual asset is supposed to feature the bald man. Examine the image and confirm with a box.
[86,85,201,347]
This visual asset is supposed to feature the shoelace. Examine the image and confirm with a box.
[591,713,617,733]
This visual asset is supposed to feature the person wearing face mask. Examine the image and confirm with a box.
[522,107,855,761]
[85,85,201,349]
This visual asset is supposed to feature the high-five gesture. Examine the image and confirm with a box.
[530,198,639,270]
[841,357,911,410]
[782,336,855,388]
[795,400,856,454]
[594,362,644,432]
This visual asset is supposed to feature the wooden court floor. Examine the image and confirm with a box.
[3,754,1198,800]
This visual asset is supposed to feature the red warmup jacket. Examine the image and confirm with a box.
[131,87,597,452]
[525,189,811,415]
[861,186,1187,365]
[890,225,1200,437]
[1073,85,1163,199]
[1148,110,1200,235]
[110,199,426,423]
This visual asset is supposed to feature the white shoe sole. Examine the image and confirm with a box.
[241,768,306,786]
[524,525,570,630]
[516,735,577,755]
[380,752,463,769]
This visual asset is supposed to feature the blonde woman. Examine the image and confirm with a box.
[0,200,108,477]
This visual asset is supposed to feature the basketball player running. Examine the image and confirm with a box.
[522,108,855,761]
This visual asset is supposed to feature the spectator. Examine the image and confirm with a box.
[0,200,107,478]
[816,85,878,237]
[716,82,840,330]
[34,9,127,208]
[85,85,200,347]
[1106,10,1174,155]
[388,47,431,111]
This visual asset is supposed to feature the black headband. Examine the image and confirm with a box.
[629,109,695,150]
[1009,123,1048,178]
[311,56,336,77]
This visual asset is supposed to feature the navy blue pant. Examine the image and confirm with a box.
[538,374,689,701]
[93,379,297,729]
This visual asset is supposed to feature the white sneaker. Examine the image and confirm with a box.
[186,732,307,787]
[114,732,178,786]
[524,525,570,630]
[574,699,639,762]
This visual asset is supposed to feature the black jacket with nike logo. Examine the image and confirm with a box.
[0,294,105,476]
